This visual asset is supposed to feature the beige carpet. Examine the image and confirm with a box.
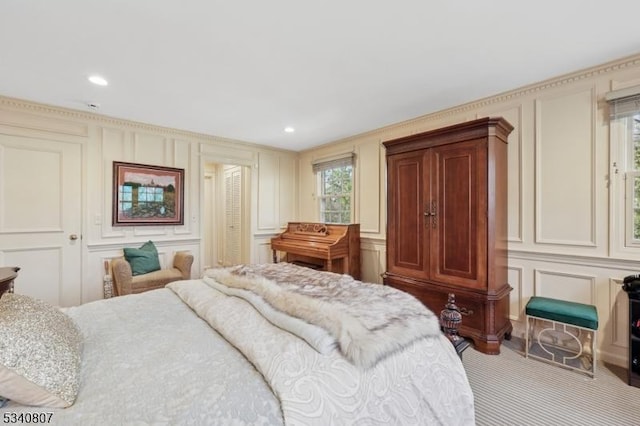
[463,338,640,426]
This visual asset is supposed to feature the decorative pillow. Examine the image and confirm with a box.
[123,240,161,276]
[0,294,83,408]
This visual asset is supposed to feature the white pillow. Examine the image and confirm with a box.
[0,294,82,408]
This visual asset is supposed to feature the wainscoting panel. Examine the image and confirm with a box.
[534,269,596,305]
[360,238,385,284]
[100,127,126,238]
[361,244,383,284]
[257,152,278,231]
[254,238,276,265]
[608,277,628,349]
[534,86,596,247]
[133,132,167,165]
[357,141,381,234]
[507,266,524,321]
[279,155,297,228]
[173,138,194,236]
[132,226,169,238]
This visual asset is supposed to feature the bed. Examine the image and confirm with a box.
[0,263,475,425]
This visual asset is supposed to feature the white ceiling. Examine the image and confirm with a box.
[2,1,640,151]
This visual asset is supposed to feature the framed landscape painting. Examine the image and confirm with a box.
[112,162,184,226]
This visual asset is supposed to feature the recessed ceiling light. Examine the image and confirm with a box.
[88,75,108,86]
[284,127,295,133]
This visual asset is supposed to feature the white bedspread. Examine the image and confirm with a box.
[169,279,475,425]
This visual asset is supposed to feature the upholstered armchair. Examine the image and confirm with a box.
[111,252,193,296]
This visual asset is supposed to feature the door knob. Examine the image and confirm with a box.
[69,234,78,241]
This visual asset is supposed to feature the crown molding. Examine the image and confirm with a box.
[0,96,297,154]
[306,52,640,150]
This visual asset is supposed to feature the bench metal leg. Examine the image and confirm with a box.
[524,315,596,378]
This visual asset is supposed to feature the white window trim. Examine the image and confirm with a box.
[625,170,640,247]
[313,152,355,224]
[608,86,640,257]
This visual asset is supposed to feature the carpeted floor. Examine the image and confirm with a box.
[463,337,640,426]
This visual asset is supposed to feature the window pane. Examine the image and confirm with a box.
[342,196,351,211]
[328,196,338,211]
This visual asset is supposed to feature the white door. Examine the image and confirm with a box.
[223,166,242,266]
[0,134,82,306]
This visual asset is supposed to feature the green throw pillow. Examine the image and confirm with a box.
[123,241,161,276]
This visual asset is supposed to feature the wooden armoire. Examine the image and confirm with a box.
[383,117,513,354]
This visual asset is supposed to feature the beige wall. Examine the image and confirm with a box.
[0,97,297,305]
[298,53,640,366]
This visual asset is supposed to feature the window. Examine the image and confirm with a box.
[607,86,640,252]
[313,153,354,224]
[625,113,640,242]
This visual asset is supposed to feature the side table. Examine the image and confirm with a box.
[0,266,20,298]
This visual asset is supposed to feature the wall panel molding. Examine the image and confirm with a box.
[360,243,384,284]
[509,249,640,271]
[86,237,200,251]
[608,277,627,348]
[534,86,596,247]
[254,240,275,264]
[534,269,596,305]
[507,266,524,321]
[356,141,381,234]
[256,152,279,231]
[100,129,126,238]
[133,132,167,165]
[173,138,194,235]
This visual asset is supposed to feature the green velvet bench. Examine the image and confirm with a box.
[525,296,598,377]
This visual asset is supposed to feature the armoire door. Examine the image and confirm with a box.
[429,139,487,290]
[386,150,430,280]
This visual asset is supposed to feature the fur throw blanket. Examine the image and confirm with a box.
[204,263,442,369]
